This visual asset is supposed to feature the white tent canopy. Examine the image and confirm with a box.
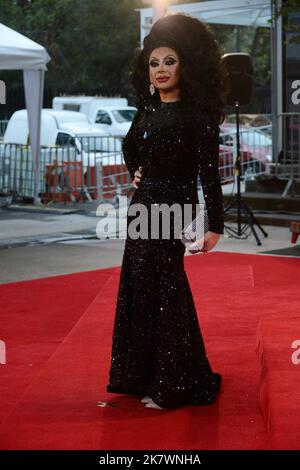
[136,0,271,44]
[0,23,51,203]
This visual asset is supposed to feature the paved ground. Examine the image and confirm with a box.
[0,197,298,284]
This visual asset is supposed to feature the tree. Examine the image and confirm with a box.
[0,0,141,108]
[0,0,272,115]
[268,0,300,45]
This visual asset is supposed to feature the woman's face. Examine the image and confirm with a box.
[148,47,180,95]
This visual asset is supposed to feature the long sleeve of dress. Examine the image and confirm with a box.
[194,115,224,234]
[122,108,142,181]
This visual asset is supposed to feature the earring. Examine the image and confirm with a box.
[149,82,155,96]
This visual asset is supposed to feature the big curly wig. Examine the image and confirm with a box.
[130,12,230,124]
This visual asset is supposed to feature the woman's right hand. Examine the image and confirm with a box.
[132,166,144,188]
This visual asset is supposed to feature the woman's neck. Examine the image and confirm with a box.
[159,90,181,103]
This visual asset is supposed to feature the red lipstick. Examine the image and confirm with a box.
[156,77,169,82]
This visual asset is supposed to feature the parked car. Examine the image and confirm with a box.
[219,123,272,175]
[2,108,122,167]
[0,109,128,200]
[91,106,138,137]
[52,96,137,137]
[218,142,235,180]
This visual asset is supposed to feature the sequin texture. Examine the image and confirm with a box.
[106,99,224,409]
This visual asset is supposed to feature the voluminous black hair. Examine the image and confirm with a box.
[130,12,230,124]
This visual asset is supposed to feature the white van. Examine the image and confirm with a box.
[3,108,122,167]
[0,109,126,200]
[52,96,137,136]
[52,96,128,111]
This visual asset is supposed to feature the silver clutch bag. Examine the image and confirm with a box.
[180,207,209,254]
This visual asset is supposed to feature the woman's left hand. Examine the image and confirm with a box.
[199,231,221,253]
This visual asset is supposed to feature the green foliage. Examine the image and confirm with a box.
[0,0,141,98]
[0,0,271,111]
[268,0,300,45]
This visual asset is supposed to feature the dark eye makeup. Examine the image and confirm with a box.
[149,59,178,67]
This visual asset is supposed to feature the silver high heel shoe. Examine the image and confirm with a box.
[141,396,152,403]
[145,399,164,410]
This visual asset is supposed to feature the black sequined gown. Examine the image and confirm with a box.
[106,98,224,409]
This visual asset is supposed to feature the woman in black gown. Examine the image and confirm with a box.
[106,13,229,409]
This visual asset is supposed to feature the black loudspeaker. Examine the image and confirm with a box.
[221,52,268,245]
[222,53,254,106]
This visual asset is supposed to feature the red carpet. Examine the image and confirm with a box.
[0,268,117,424]
[0,252,299,449]
[256,313,300,449]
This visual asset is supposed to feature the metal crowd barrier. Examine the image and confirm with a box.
[273,113,300,196]
[218,124,272,182]
[0,126,273,204]
[0,136,131,203]
[0,120,8,139]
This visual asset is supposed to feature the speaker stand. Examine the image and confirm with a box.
[223,101,268,246]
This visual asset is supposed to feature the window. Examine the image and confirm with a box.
[63,104,80,112]
[240,130,272,147]
[111,109,137,123]
[95,111,112,125]
[56,132,76,147]
[219,134,234,146]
